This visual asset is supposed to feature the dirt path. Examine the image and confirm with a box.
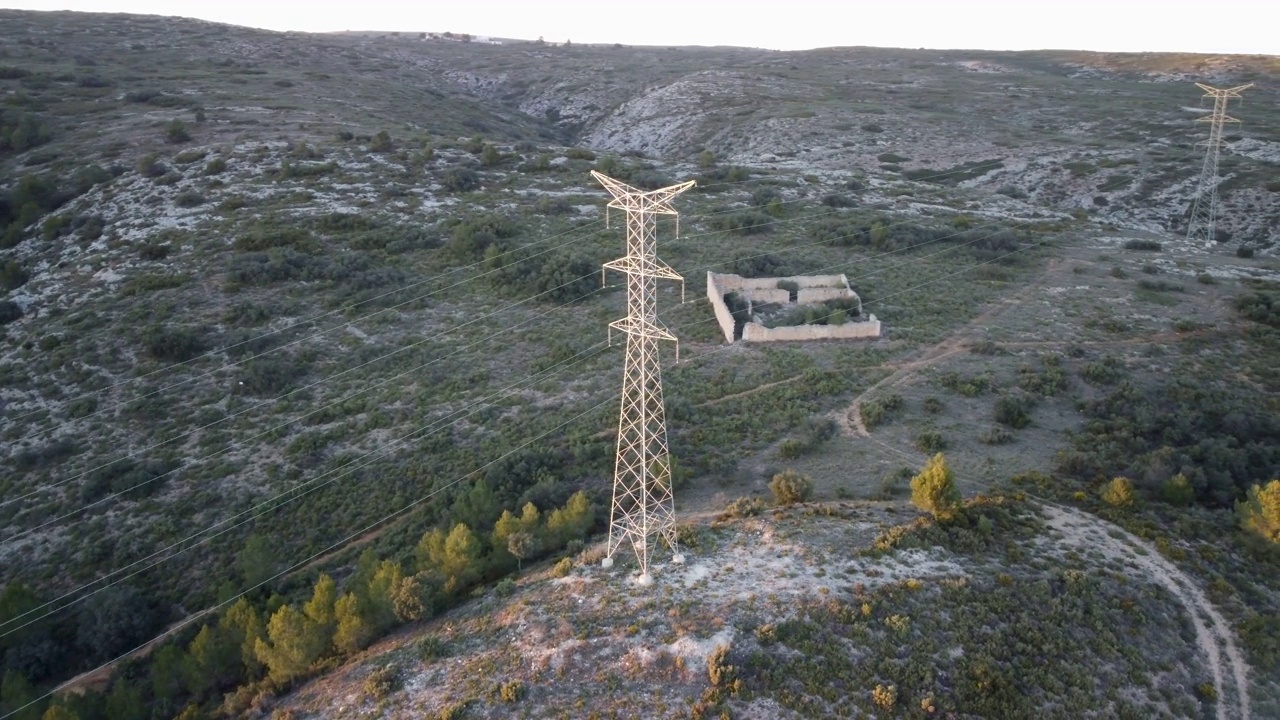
[835,267,1049,437]
[1042,504,1252,720]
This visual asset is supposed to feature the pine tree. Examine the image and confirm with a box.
[491,510,522,571]
[303,574,337,634]
[1237,480,1280,544]
[441,523,483,587]
[546,491,594,546]
[1100,477,1135,508]
[1161,473,1195,506]
[185,624,240,695]
[1,669,39,720]
[518,502,541,532]
[352,548,380,590]
[149,644,187,713]
[421,523,483,589]
[452,480,500,531]
[364,561,404,632]
[910,453,961,520]
[40,705,77,720]
[104,679,146,720]
[236,535,276,590]
[332,592,372,655]
[415,528,447,574]
[219,598,265,675]
[254,604,327,684]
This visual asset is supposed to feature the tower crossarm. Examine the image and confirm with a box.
[591,170,696,215]
[602,255,683,282]
[1196,82,1254,98]
[608,316,678,343]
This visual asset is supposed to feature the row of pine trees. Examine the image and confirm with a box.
[1,492,595,720]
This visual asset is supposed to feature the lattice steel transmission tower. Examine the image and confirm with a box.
[1185,82,1253,246]
[593,170,694,586]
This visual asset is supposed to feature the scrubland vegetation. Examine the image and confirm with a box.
[0,9,1277,720]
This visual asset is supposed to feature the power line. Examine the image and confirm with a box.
[0,228,1063,716]
[12,157,1026,439]
[4,280,612,539]
[4,219,606,429]
[0,336,614,639]
[3,272,607,510]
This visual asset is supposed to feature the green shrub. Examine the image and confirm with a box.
[203,157,227,175]
[769,470,813,505]
[938,372,990,397]
[915,431,947,453]
[723,496,765,519]
[1235,290,1280,328]
[0,259,28,291]
[978,427,1014,445]
[238,357,303,395]
[859,393,903,429]
[364,665,399,700]
[1161,474,1195,506]
[141,325,207,362]
[174,190,205,208]
[1137,278,1183,293]
[417,636,448,661]
[0,300,22,325]
[165,120,191,143]
[136,153,167,178]
[370,130,393,152]
[441,167,481,192]
[551,557,573,577]
[173,149,206,164]
[120,273,188,296]
[993,394,1034,429]
[493,577,515,597]
[778,438,804,459]
[499,680,524,703]
[1081,356,1124,384]
[1122,239,1162,251]
[139,242,170,261]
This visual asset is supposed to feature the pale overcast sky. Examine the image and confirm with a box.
[3,1,1277,54]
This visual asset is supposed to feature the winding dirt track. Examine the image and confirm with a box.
[831,261,1252,719]
[1043,504,1252,720]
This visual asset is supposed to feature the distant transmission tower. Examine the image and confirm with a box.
[1185,82,1252,246]
[593,170,694,586]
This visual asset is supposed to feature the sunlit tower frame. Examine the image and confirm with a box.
[1185,82,1253,247]
[592,170,695,586]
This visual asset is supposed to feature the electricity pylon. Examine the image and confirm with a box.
[1185,82,1252,246]
[592,170,694,586]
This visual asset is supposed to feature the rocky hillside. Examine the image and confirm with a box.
[0,10,1277,720]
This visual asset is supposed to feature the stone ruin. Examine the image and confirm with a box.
[706,271,882,343]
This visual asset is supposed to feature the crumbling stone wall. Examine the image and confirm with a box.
[706,272,737,342]
[706,271,881,343]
